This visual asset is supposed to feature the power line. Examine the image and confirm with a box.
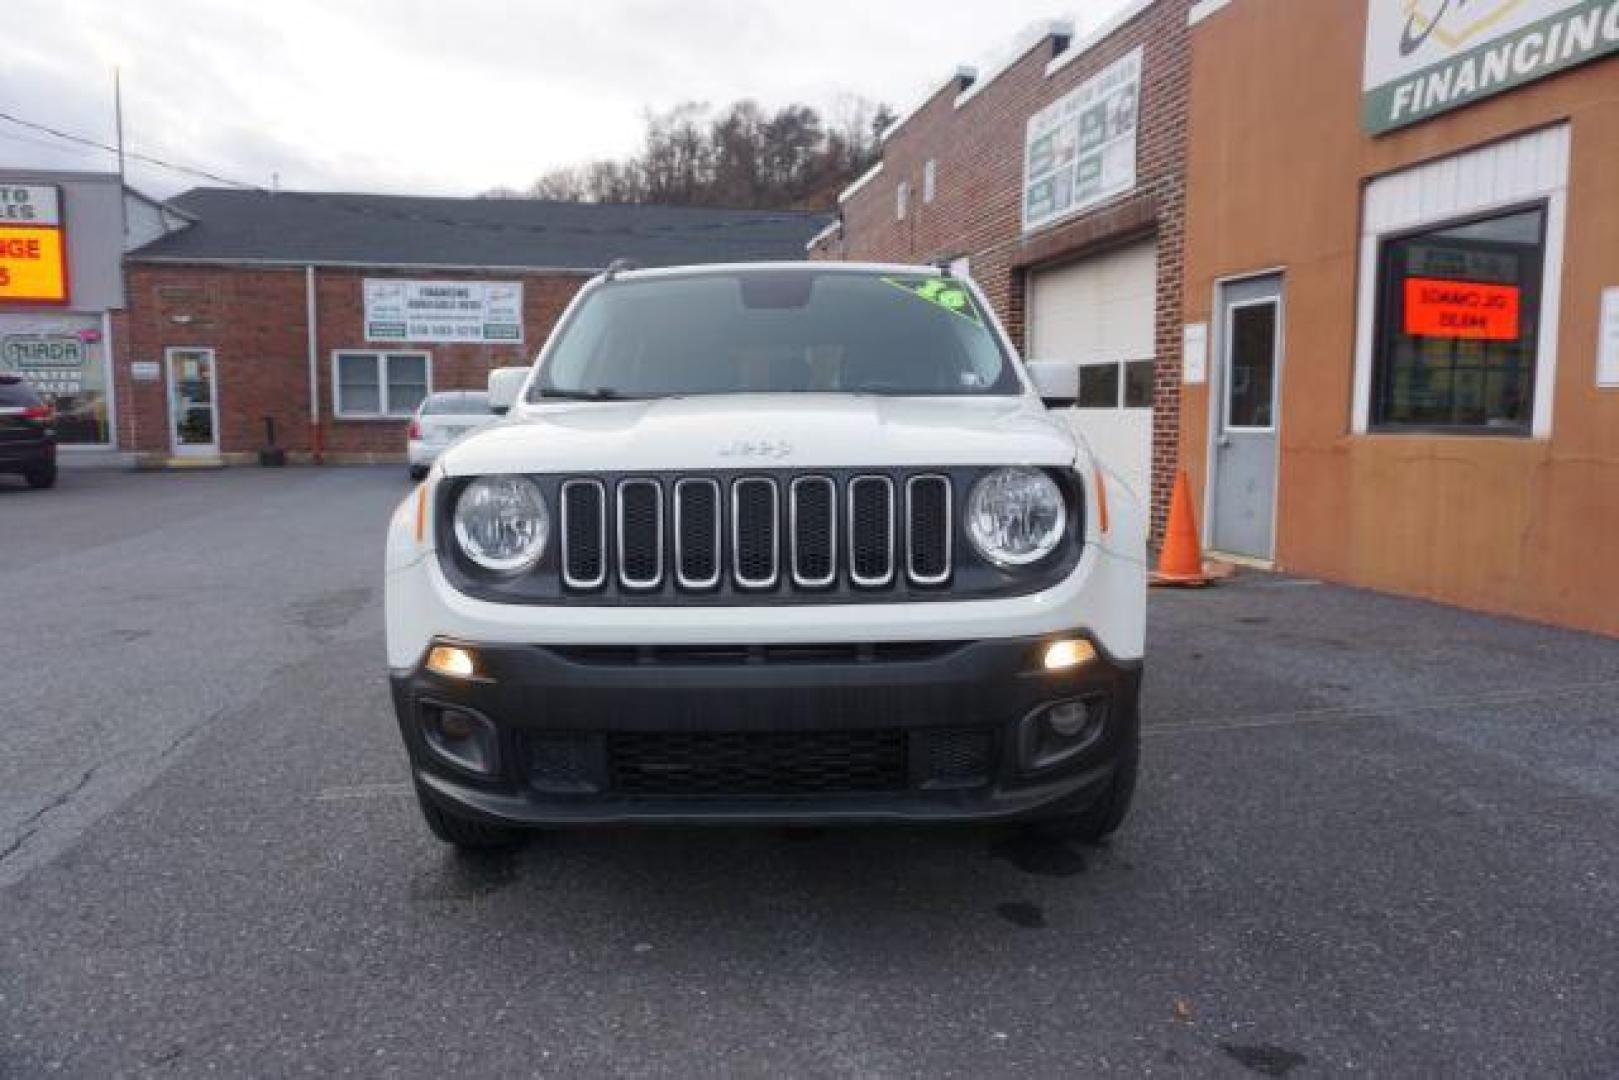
[0,108,830,241]
[0,109,264,190]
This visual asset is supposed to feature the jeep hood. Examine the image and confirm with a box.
[439,394,1083,475]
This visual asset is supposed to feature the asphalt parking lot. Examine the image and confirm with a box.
[1,467,1616,1077]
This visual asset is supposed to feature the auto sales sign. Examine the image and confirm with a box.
[1364,0,1619,133]
[0,186,68,304]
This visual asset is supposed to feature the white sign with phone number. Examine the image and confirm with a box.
[363,279,523,344]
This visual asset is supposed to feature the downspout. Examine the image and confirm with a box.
[305,265,323,464]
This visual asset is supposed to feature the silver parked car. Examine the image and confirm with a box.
[407,391,498,481]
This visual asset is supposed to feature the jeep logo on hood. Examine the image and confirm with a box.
[718,439,794,461]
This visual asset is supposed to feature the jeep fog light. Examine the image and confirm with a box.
[422,703,500,776]
[1043,638,1096,672]
[1046,699,1091,737]
[426,644,478,680]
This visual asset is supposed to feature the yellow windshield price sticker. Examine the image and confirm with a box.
[883,277,983,327]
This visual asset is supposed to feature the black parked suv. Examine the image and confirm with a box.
[0,375,58,490]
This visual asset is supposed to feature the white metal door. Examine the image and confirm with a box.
[166,347,219,457]
[1027,239,1157,501]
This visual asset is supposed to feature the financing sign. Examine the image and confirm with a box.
[1023,48,1142,233]
[1364,0,1619,133]
[364,280,524,344]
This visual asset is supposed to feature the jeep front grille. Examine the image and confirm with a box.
[560,472,954,596]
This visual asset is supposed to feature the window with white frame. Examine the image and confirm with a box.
[1352,124,1568,438]
[923,160,937,204]
[333,351,431,417]
[896,180,909,221]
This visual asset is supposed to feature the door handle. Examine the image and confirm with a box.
[1217,434,1231,448]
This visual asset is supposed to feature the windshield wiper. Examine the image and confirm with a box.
[537,386,631,402]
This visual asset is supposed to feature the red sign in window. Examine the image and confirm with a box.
[1403,277,1521,341]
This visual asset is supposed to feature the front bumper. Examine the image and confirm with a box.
[391,632,1141,827]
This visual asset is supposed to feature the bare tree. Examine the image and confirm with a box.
[494,96,892,209]
[528,167,589,202]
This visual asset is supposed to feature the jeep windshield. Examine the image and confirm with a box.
[531,269,1020,401]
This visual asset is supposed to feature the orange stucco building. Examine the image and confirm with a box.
[1180,0,1619,635]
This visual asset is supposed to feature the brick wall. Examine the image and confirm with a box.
[815,0,1191,535]
[116,264,585,462]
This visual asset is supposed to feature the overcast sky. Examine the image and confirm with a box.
[2,0,1129,199]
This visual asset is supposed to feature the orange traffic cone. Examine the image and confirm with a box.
[1151,470,1210,588]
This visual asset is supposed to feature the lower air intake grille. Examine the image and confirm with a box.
[918,729,992,789]
[609,730,907,796]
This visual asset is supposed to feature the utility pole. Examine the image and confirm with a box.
[114,67,129,242]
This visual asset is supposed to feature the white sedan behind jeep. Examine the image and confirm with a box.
[384,262,1147,850]
[406,390,497,481]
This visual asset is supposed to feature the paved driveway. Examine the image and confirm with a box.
[1,468,1615,1076]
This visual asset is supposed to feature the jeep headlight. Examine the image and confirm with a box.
[452,476,550,573]
[966,467,1066,568]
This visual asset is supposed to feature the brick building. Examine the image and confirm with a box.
[811,1,1192,533]
[116,189,828,465]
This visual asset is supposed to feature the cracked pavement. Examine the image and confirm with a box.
[1,467,1616,1076]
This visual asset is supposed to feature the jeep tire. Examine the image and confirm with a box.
[25,465,56,490]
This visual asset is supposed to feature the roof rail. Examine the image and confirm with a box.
[604,258,641,280]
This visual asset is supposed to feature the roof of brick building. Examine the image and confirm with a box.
[129,188,832,271]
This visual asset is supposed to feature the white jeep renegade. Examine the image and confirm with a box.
[384,262,1147,849]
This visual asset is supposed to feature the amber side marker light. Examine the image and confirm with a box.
[426,645,478,680]
[1093,466,1110,534]
[1043,639,1097,672]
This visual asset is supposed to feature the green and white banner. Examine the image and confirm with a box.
[363,279,524,344]
[1364,0,1619,133]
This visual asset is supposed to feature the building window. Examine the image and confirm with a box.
[896,181,909,221]
[1076,362,1120,408]
[333,351,431,417]
[1226,301,1278,430]
[1074,360,1154,409]
[1123,359,1154,408]
[1372,204,1545,433]
[923,160,937,204]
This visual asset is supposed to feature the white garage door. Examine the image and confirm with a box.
[1027,239,1157,503]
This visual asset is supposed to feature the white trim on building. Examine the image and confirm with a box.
[1046,0,1162,76]
[1187,0,1234,27]
[836,162,885,206]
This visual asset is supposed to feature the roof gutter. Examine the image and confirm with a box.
[127,255,606,275]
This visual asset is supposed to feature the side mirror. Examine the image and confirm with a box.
[1026,360,1079,408]
[487,366,529,415]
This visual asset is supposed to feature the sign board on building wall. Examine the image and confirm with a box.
[1598,287,1619,388]
[363,280,523,344]
[0,185,68,304]
[1182,323,1208,384]
[1364,0,1619,134]
[1022,47,1142,233]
